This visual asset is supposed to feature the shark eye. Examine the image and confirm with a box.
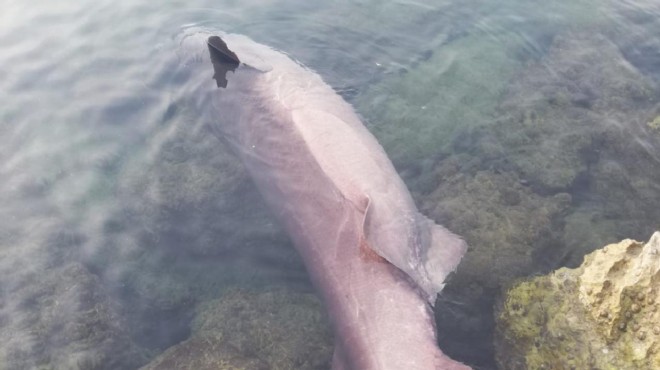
[207,36,240,88]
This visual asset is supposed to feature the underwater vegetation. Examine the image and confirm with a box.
[356,18,659,367]
[1,0,658,369]
[436,29,659,283]
[429,31,659,368]
[354,0,610,168]
[0,263,146,370]
[83,112,312,357]
[496,232,660,370]
[356,32,522,168]
[0,100,312,368]
[140,288,332,370]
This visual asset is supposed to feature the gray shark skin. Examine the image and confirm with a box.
[178,30,471,370]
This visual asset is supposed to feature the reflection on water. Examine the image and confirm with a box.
[0,0,659,369]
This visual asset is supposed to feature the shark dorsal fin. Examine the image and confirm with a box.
[207,36,240,64]
[207,36,240,88]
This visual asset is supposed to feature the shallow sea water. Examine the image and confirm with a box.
[1,0,659,369]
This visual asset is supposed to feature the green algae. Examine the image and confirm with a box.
[420,168,571,289]
[357,32,522,167]
[354,0,612,169]
[495,272,591,370]
[416,28,659,368]
[141,289,332,370]
[496,234,660,370]
[0,263,147,370]
[649,116,660,131]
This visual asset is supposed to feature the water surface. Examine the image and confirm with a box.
[1,0,659,368]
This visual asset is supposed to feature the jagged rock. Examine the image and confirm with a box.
[423,168,570,367]
[141,289,333,370]
[495,232,660,370]
[425,31,660,368]
[345,26,660,370]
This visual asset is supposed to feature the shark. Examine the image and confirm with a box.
[178,30,471,370]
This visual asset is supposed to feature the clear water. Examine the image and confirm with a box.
[1,0,659,369]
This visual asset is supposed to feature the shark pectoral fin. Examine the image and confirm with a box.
[417,214,468,296]
[353,194,387,263]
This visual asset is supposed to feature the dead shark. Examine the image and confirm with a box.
[178,30,471,370]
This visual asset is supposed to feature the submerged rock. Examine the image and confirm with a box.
[422,168,571,289]
[364,28,658,302]
[649,115,660,131]
[495,232,660,370]
[141,289,333,370]
[356,33,522,168]
[0,263,146,370]
[488,32,656,194]
[83,116,311,355]
[139,337,269,370]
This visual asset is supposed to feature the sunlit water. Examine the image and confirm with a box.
[1,0,659,369]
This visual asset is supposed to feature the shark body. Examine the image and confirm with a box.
[179,31,470,370]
